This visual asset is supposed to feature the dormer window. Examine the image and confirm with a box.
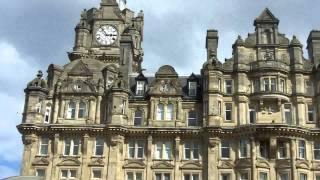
[136,81,145,96]
[188,82,197,96]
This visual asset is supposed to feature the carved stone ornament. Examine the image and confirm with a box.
[88,157,105,167]
[57,157,81,166]
[123,160,146,169]
[208,138,220,149]
[180,162,202,170]
[151,161,175,169]
[264,49,275,61]
[32,156,49,166]
[159,80,170,93]
[218,160,234,169]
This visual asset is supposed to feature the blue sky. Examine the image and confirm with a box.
[0,0,319,178]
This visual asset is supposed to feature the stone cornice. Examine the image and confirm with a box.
[17,124,320,139]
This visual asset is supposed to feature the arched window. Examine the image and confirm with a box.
[67,102,76,119]
[134,110,143,126]
[166,104,174,120]
[157,104,164,120]
[188,111,197,126]
[44,105,51,123]
[78,102,87,118]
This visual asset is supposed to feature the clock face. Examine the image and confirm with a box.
[95,25,118,46]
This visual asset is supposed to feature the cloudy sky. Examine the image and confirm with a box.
[0,0,319,178]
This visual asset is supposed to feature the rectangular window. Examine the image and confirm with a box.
[225,103,232,121]
[305,80,313,95]
[316,175,320,180]
[307,104,314,122]
[240,172,249,180]
[188,111,197,126]
[239,139,248,158]
[263,78,269,91]
[270,78,276,92]
[136,81,145,96]
[259,172,268,180]
[218,78,221,91]
[221,140,230,159]
[61,169,77,179]
[279,79,285,93]
[253,79,260,92]
[259,141,269,159]
[220,173,230,180]
[184,173,199,180]
[314,142,320,160]
[249,106,256,124]
[157,104,164,120]
[39,137,49,155]
[278,141,287,159]
[128,140,144,159]
[127,172,143,180]
[188,82,197,96]
[36,169,45,177]
[218,101,222,115]
[155,173,170,180]
[64,138,80,156]
[92,169,102,179]
[44,106,51,123]
[279,173,289,180]
[166,104,174,120]
[225,80,232,94]
[284,104,292,125]
[156,141,171,159]
[299,173,307,180]
[122,100,126,114]
[134,110,143,126]
[95,138,104,156]
[184,141,200,160]
[298,140,306,159]
[204,101,208,116]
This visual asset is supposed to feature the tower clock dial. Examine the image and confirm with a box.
[95,25,118,46]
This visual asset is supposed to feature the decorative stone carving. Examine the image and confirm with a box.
[32,156,50,166]
[57,157,81,166]
[218,161,234,169]
[151,161,175,169]
[88,157,105,167]
[68,60,93,76]
[123,160,146,169]
[180,162,202,170]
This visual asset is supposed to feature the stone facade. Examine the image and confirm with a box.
[17,1,320,180]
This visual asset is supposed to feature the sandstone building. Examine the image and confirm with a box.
[17,0,320,179]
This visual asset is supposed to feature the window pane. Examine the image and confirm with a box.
[155,174,161,180]
[184,174,190,180]
[164,173,170,180]
[279,173,289,180]
[300,173,307,180]
[137,141,144,158]
[308,105,314,122]
[278,141,286,158]
[61,170,68,178]
[136,81,145,96]
[221,174,230,180]
[64,139,71,155]
[67,102,76,119]
[185,142,191,159]
[164,142,171,159]
[127,172,133,180]
[136,173,142,180]
[73,139,80,155]
[92,170,102,178]
[193,174,199,180]
[240,173,249,180]
[40,137,49,155]
[95,138,104,156]
[225,103,232,121]
[129,141,135,158]
[189,82,197,96]
[271,78,276,91]
[249,106,256,124]
[188,111,197,126]
[70,170,77,178]
[314,142,320,160]
[221,141,230,158]
[225,80,232,94]
[299,140,306,159]
[240,140,248,158]
[157,104,164,120]
[166,104,174,120]
[156,142,162,159]
[78,102,86,118]
[134,110,143,126]
[259,172,268,180]
[36,169,45,177]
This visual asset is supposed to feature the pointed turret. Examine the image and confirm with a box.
[254,8,279,45]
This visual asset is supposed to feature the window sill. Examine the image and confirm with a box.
[220,158,231,160]
[35,155,49,158]
[91,156,105,159]
[60,155,81,158]
[125,158,145,161]
[153,159,173,161]
[306,121,316,124]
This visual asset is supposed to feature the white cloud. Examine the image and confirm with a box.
[0,40,39,177]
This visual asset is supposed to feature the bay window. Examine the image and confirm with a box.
[67,101,76,119]
[166,103,174,120]
[157,104,164,120]
[78,101,87,118]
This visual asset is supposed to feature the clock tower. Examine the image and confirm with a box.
[69,0,144,78]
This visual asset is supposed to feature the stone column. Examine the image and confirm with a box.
[59,99,65,118]
[89,98,96,123]
[238,96,248,125]
[176,98,182,126]
[21,134,37,176]
[150,99,155,125]
[174,136,181,180]
[51,134,60,180]
[146,135,153,180]
[95,96,102,123]
[290,139,297,180]
[269,137,277,180]
[296,102,305,126]
[107,135,124,180]
[52,96,59,123]
[81,134,90,179]
[250,137,257,180]
[207,137,220,180]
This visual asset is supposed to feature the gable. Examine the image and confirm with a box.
[68,60,93,76]
[123,161,146,169]
[151,161,174,169]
